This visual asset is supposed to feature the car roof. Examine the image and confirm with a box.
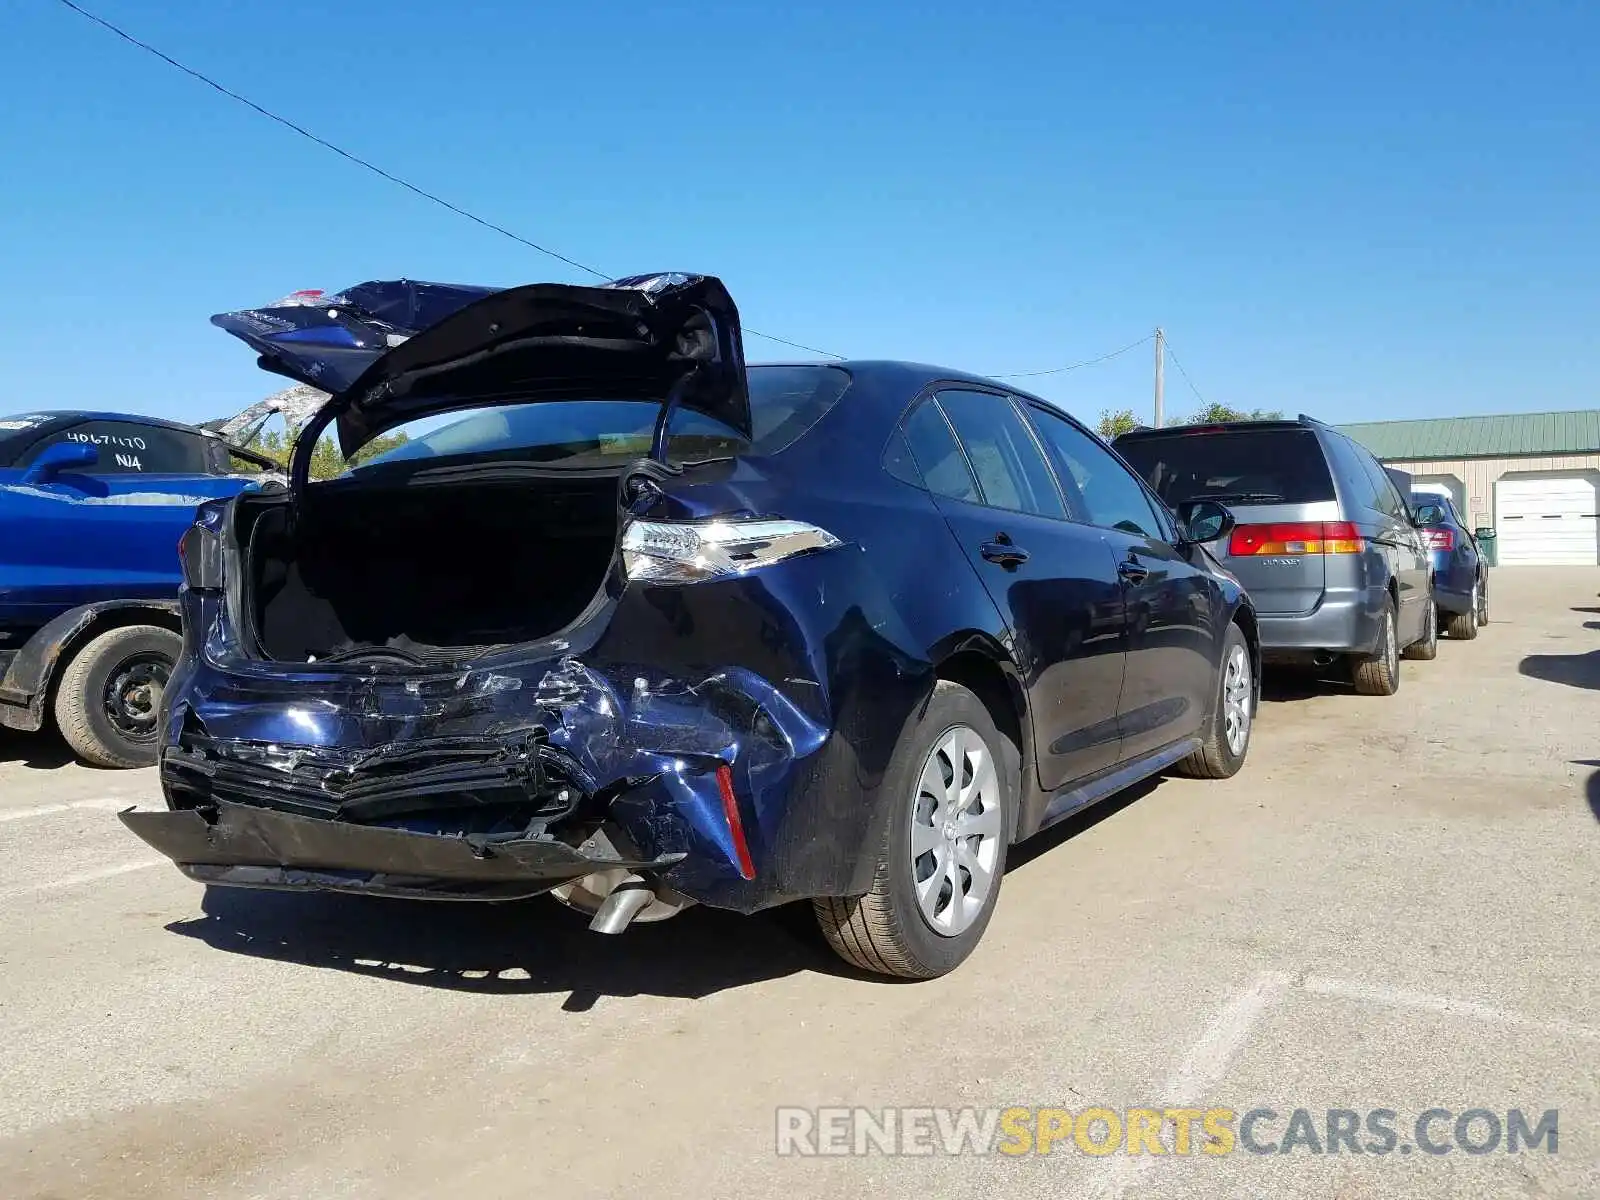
[7,409,217,437]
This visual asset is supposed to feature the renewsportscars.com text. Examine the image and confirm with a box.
[775,1106,1559,1158]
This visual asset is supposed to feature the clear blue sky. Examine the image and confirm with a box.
[3,0,1595,428]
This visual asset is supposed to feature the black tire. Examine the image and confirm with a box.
[1476,576,1490,626]
[1175,623,1253,779]
[1351,597,1400,696]
[1402,598,1438,660]
[53,625,180,769]
[1446,580,1481,640]
[814,681,1015,980]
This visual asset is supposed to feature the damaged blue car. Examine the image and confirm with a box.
[121,273,1259,978]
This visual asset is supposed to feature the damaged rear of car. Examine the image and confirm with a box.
[124,273,914,942]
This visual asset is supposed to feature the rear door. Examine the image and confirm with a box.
[900,389,1126,789]
[1027,407,1217,760]
[1114,425,1338,615]
[0,420,250,627]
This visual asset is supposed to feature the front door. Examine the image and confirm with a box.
[1021,404,1217,761]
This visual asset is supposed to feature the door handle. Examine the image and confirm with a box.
[1117,559,1149,584]
[980,540,1029,568]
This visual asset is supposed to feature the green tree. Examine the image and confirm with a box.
[1179,402,1284,425]
[1097,408,1142,439]
[240,428,409,479]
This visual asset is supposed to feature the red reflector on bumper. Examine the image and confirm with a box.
[716,763,756,881]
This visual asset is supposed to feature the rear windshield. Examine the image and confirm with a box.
[355,365,850,472]
[1114,428,1335,506]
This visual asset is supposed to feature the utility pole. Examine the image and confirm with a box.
[1153,327,1165,428]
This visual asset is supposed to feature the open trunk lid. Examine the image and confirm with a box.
[212,273,750,489]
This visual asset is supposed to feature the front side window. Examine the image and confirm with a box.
[1026,404,1162,537]
[19,421,211,475]
[935,389,1065,519]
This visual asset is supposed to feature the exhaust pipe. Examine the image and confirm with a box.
[588,874,657,935]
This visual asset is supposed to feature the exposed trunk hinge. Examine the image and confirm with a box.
[622,367,702,509]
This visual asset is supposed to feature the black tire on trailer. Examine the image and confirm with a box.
[53,625,181,769]
[814,681,1015,980]
[1351,597,1401,696]
[1174,622,1254,779]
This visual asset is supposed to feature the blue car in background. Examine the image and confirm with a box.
[0,411,279,767]
[1411,490,1488,640]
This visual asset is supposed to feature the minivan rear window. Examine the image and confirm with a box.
[1114,428,1335,506]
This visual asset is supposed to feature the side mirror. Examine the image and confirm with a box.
[21,440,97,484]
[1412,502,1446,528]
[1176,499,1236,545]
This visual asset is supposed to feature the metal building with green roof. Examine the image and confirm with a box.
[1335,410,1600,565]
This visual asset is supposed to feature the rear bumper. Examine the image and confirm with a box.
[120,800,682,902]
[1257,587,1385,657]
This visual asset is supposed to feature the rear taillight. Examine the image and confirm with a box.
[1228,521,1365,556]
[621,518,842,584]
[1423,528,1455,551]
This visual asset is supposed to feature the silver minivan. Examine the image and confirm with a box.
[1114,416,1435,695]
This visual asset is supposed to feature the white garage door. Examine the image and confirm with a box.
[1495,475,1600,565]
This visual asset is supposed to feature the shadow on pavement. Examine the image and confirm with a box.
[167,885,845,1007]
[1259,665,1355,702]
[1009,776,1163,871]
[1573,761,1600,825]
[0,728,78,769]
[1519,649,1600,692]
[1571,606,1600,615]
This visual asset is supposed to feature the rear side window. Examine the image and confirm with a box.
[16,420,211,475]
[1325,434,1383,511]
[902,400,980,502]
[354,364,850,472]
[1114,428,1335,506]
[935,390,1066,518]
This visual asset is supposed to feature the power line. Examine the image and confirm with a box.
[987,334,1154,380]
[50,0,844,361]
[1162,337,1207,406]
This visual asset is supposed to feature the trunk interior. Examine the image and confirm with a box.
[240,474,620,664]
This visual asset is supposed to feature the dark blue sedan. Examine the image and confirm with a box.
[121,273,1259,979]
[1412,491,1488,639]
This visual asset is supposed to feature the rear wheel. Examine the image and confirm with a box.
[53,625,180,769]
[1175,624,1253,779]
[1445,582,1479,640]
[814,681,1013,980]
[1403,599,1438,660]
[1476,576,1490,626]
[1351,598,1400,696]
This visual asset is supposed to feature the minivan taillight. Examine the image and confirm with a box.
[1228,521,1365,556]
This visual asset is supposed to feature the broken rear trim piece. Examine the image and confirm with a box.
[119,799,684,901]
